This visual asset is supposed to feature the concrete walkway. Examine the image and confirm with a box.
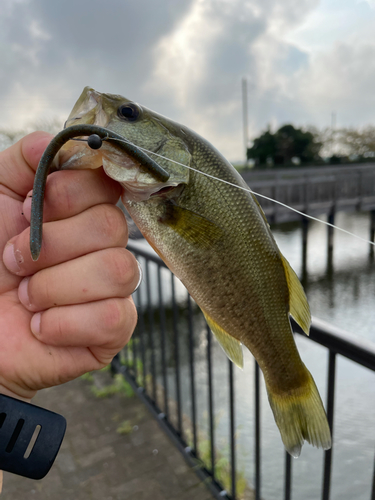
[2,371,212,500]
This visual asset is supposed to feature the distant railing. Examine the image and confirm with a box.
[111,239,375,500]
[241,163,375,223]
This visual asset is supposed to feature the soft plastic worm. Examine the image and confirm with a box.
[30,124,170,261]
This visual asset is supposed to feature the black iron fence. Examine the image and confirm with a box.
[111,239,375,500]
[241,163,375,223]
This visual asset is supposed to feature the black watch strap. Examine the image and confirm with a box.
[0,394,66,479]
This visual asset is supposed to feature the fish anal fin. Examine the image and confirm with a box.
[267,367,331,457]
[203,312,243,369]
[281,254,311,336]
[160,202,224,248]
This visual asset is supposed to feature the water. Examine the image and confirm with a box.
[273,211,375,344]
[133,210,375,500]
[255,211,375,500]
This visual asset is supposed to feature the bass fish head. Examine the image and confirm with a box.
[60,86,190,202]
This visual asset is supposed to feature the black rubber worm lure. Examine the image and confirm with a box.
[29,124,170,261]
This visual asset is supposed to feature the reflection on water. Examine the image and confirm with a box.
[133,211,375,500]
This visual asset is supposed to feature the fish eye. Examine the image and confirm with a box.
[117,103,141,122]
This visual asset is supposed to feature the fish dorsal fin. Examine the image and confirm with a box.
[203,312,243,369]
[161,201,224,248]
[280,255,311,336]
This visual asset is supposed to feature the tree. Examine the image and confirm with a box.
[247,124,322,166]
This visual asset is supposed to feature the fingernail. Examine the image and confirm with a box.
[3,243,21,274]
[30,313,41,335]
[18,278,33,309]
[132,260,143,294]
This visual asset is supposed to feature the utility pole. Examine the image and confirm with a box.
[331,111,337,156]
[242,77,249,164]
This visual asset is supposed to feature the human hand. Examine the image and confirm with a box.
[0,132,138,401]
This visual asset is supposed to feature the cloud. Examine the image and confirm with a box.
[146,0,317,158]
[359,0,375,8]
[0,0,374,161]
[293,41,375,127]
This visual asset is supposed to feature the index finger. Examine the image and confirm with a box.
[22,168,122,223]
[0,132,52,198]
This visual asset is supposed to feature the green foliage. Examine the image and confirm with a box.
[116,419,134,435]
[90,373,134,398]
[247,124,322,166]
[80,372,94,382]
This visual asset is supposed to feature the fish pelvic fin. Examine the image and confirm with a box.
[267,368,331,457]
[281,254,311,335]
[203,312,243,369]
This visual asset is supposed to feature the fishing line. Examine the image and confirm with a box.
[104,136,375,248]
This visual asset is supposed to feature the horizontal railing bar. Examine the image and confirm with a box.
[292,317,375,372]
[128,240,375,372]
[111,356,231,500]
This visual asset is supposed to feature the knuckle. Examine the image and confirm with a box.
[93,205,128,245]
[101,298,125,333]
[101,297,138,348]
[45,173,74,216]
[103,249,138,291]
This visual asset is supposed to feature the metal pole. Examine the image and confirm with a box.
[207,324,215,478]
[370,210,375,259]
[322,351,336,500]
[229,360,236,500]
[255,361,261,500]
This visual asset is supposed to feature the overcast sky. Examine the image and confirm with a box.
[1,0,374,161]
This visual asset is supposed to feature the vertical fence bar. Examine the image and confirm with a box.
[134,256,146,387]
[284,452,292,500]
[145,261,157,403]
[207,324,215,478]
[301,217,309,285]
[322,351,336,500]
[171,275,182,435]
[187,294,198,452]
[370,210,375,259]
[255,361,261,500]
[229,359,236,500]
[157,265,169,417]
[371,452,375,500]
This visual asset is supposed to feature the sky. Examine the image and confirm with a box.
[0,0,374,161]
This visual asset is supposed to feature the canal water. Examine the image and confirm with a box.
[134,210,375,500]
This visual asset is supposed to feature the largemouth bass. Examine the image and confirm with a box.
[55,87,331,457]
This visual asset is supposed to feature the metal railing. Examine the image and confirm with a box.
[241,163,375,223]
[111,239,375,500]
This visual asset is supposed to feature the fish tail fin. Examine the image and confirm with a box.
[266,367,331,457]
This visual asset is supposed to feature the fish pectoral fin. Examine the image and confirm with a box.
[203,312,243,369]
[281,254,311,336]
[160,201,224,248]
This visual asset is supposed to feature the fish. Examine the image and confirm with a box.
[53,86,332,457]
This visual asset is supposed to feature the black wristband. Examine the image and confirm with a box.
[0,394,66,479]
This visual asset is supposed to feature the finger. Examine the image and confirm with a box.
[3,204,128,276]
[18,248,140,312]
[30,297,137,354]
[22,168,121,223]
[0,132,52,198]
